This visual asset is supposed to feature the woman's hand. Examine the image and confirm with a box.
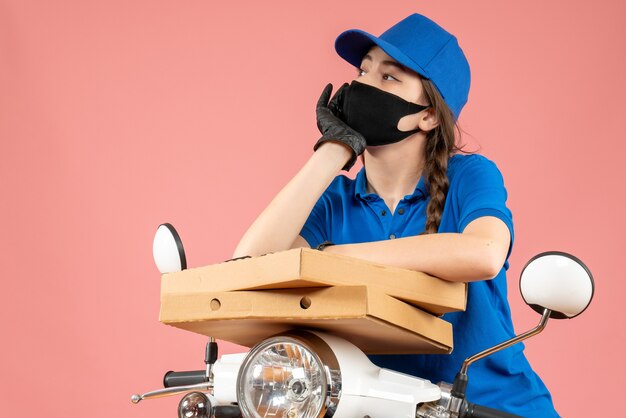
[314,83,366,171]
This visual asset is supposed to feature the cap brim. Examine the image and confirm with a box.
[334,29,429,79]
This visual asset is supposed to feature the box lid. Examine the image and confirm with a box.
[162,248,466,315]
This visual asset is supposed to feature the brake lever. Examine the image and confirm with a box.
[131,381,213,404]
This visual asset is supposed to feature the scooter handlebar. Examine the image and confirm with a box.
[214,405,242,417]
[463,401,522,418]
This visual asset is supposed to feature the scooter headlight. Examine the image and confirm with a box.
[237,331,341,418]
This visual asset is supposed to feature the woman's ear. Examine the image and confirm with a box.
[418,108,439,132]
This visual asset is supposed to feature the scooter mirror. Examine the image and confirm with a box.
[520,251,594,319]
[152,223,187,274]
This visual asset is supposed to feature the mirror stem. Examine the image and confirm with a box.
[206,337,218,380]
[449,308,552,415]
[460,308,552,375]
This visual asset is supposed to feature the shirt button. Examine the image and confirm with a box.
[398,208,405,215]
[381,210,387,216]
[389,234,396,239]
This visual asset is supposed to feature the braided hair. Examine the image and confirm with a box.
[420,78,468,234]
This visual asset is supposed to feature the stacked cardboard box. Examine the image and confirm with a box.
[160,248,466,354]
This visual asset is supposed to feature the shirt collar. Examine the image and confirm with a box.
[354,166,428,202]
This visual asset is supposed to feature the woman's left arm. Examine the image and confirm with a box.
[323,215,511,282]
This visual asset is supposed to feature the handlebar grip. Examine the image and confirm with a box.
[163,370,207,388]
[464,402,522,418]
[214,405,242,417]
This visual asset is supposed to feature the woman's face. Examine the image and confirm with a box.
[356,46,431,131]
[356,46,428,104]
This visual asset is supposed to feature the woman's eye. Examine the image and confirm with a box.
[383,74,398,81]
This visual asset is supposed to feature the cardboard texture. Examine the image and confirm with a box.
[160,286,453,354]
[162,248,466,315]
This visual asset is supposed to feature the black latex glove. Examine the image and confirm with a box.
[313,83,366,171]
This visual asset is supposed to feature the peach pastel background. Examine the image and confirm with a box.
[1,1,625,417]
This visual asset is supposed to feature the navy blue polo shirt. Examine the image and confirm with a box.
[300,153,559,417]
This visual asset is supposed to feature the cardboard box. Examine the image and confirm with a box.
[162,248,466,315]
[160,286,453,354]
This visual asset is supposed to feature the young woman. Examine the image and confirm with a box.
[233,13,559,417]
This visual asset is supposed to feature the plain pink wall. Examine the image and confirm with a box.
[1,0,624,416]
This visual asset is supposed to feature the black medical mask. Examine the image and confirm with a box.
[340,80,430,146]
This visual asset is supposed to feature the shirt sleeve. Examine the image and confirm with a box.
[299,194,330,249]
[454,155,515,259]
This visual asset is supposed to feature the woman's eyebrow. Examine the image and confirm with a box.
[380,60,407,72]
[361,54,407,73]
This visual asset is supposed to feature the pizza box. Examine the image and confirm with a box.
[160,285,453,354]
[161,248,466,315]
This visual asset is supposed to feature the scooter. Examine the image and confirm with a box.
[130,223,594,418]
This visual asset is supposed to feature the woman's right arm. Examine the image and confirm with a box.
[232,142,351,258]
